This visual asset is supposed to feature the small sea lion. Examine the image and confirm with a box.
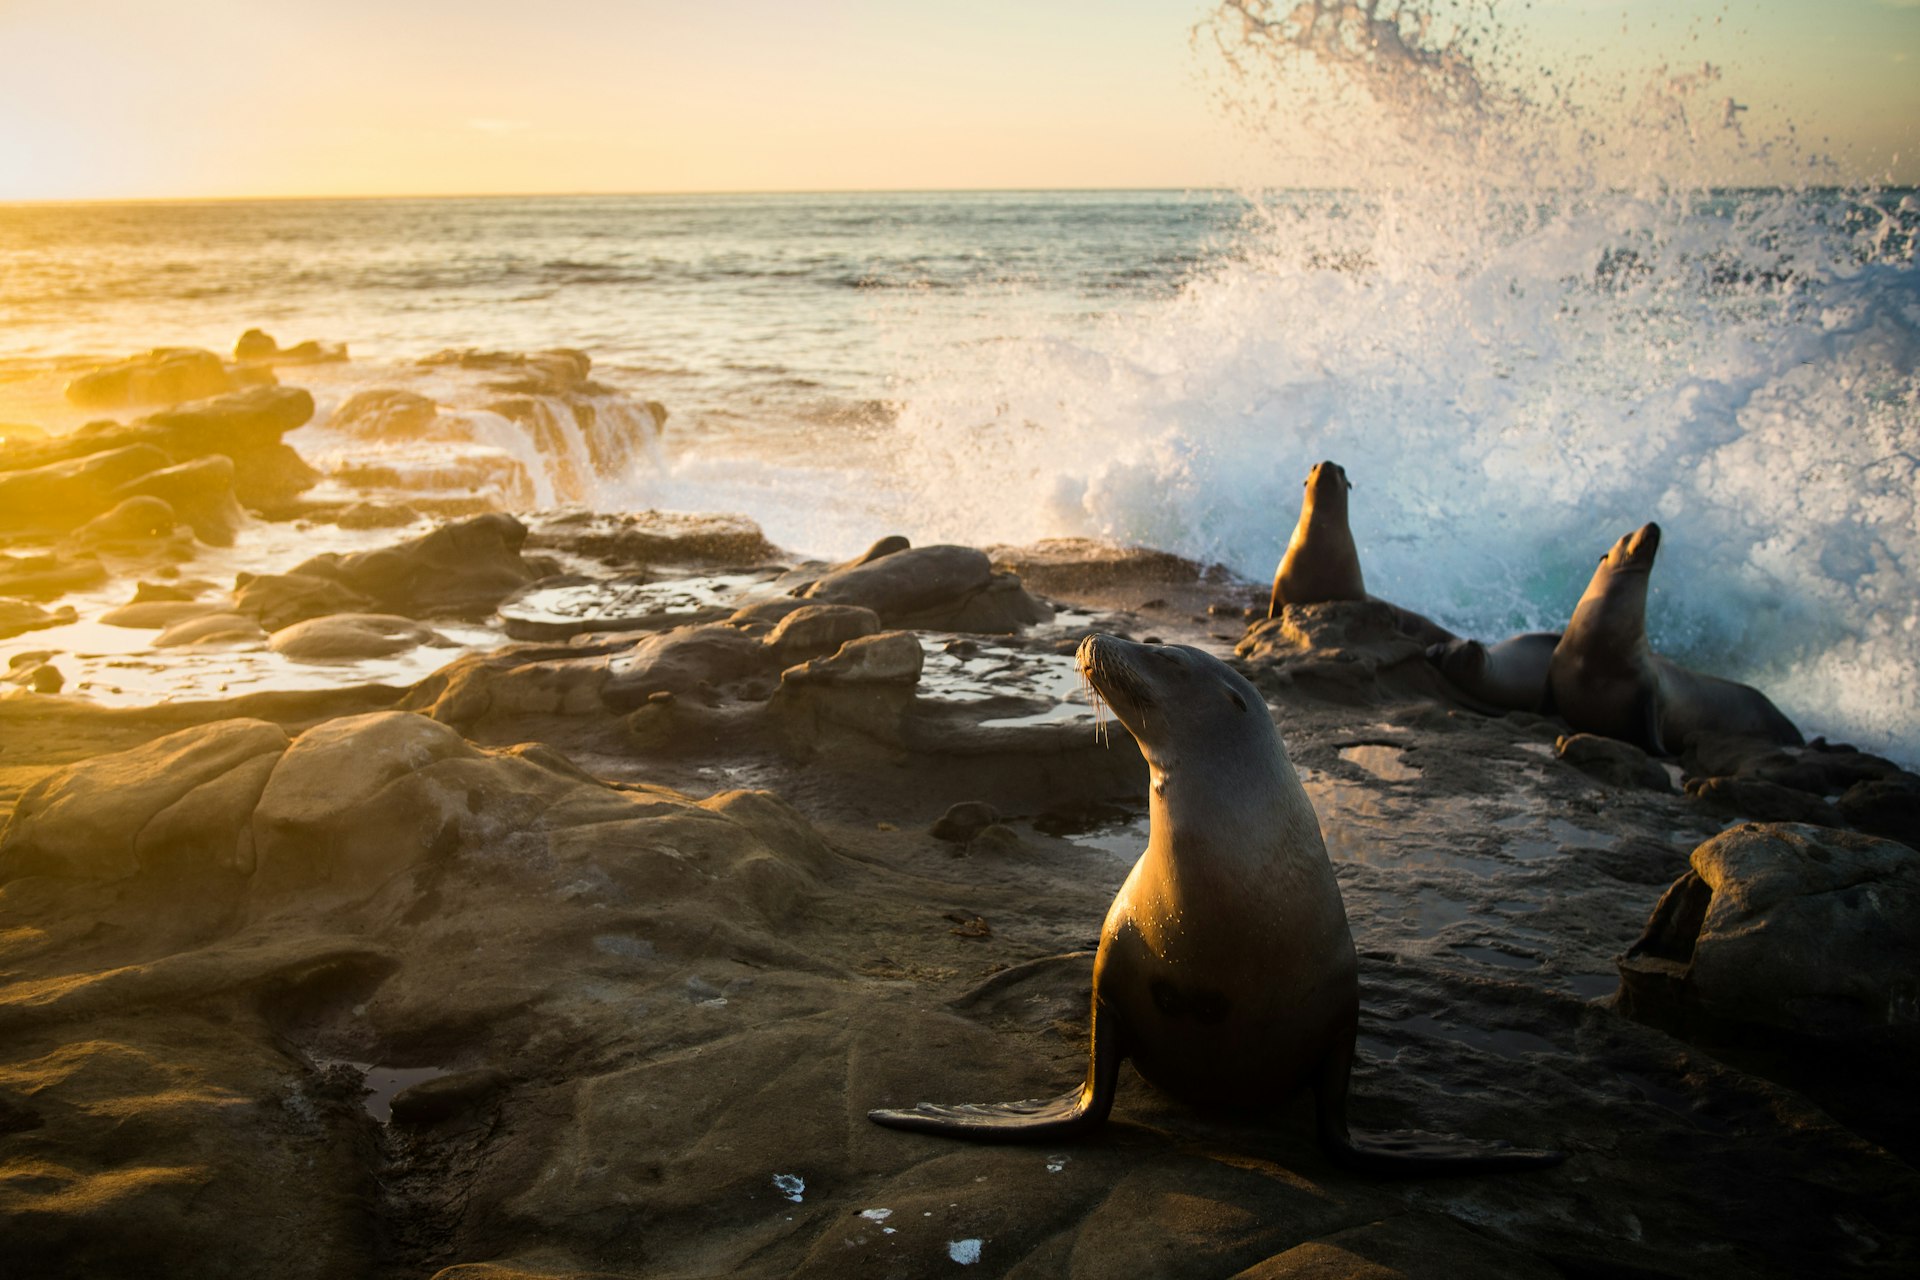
[1428,631,1560,713]
[1268,462,1455,646]
[1548,523,1801,755]
[870,634,1561,1175]
[1270,461,1365,615]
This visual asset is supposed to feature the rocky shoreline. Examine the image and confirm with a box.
[1,345,1916,1278]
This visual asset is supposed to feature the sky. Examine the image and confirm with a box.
[0,0,1915,201]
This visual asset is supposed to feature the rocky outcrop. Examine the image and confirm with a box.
[1237,599,1462,706]
[1619,822,1920,1045]
[112,455,248,546]
[1678,734,1920,849]
[232,329,346,365]
[327,389,446,441]
[0,598,75,640]
[266,614,451,661]
[64,347,237,409]
[1557,732,1674,792]
[233,572,378,632]
[289,513,537,619]
[0,718,290,881]
[0,712,843,1278]
[0,386,318,519]
[0,444,172,535]
[529,510,778,567]
[798,541,1051,633]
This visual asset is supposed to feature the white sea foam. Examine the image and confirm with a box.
[845,2,1920,759]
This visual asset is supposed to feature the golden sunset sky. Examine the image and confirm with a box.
[1,0,1915,201]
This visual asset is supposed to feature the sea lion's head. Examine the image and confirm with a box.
[1572,522,1661,643]
[1598,522,1661,577]
[1303,460,1352,517]
[1077,634,1266,769]
[1426,637,1485,681]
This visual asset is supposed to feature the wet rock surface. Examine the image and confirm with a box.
[1,513,1917,1278]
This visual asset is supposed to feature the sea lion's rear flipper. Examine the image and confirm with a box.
[867,1001,1122,1142]
[1313,1037,1563,1176]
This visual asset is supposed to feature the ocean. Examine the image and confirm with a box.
[1,184,1916,757]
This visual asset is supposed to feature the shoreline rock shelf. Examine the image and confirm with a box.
[0,360,1916,1277]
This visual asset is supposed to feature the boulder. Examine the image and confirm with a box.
[327,389,445,441]
[1838,778,1920,851]
[140,385,315,455]
[141,387,318,506]
[65,348,235,409]
[530,510,777,567]
[267,613,449,661]
[112,455,248,546]
[233,329,346,364]
[154,612,268,647]
[0,719,291,881]
[0,598,75,640]
[292,513,536,618]
[248,711,577,903]
[770,633,925,757]
[420,347,596,395]
[0,552,108,600]
[1236,600,1459,707]
[2,387,318,513]
[403,647,612,730]
[71,495,179,545]
[780,631,924,686]
[0,444,170,533]
[3,653,65,694]
[1556,733,1673,791]
[763,604,880,663]
[1619,822,1920,1044]
[1683,775,1840,826]
[802,544,990,616]
[800,543,1051,632]
[602,624,770,713]
[233,572,378,632]
[988,536,1210,594]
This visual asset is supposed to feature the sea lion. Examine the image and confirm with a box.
[1548,523,1802,755]
[1268,462,1456,647]
[870,634,1561,1174]
[1428,631,1561,714]
[1270,461,1365,615]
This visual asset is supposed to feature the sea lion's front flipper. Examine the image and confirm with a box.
[1313,1034,1563,1176]
[867,999,1122,1142]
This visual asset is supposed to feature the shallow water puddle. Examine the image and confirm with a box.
[919,636,1098,728]
[1048,812,1149,861]
[1452,944,1541,970]
[1495,814,1612,861]
[1563,972,1620,1000]
[1303,774,1506,876]
[502,570,774,634]
[1338,743,1421,782]
[8,614,504,708]
[313,1058,449,1124]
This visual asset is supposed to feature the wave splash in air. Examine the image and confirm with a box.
[879,0,1920,757]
